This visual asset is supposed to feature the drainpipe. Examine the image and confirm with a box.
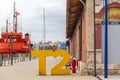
[79,0,86,9]
[78,26,80,61]
[93,0,96,76]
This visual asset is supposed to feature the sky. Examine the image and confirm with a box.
[0,0,66,43]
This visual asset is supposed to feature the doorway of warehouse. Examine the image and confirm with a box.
[102,21,120,64]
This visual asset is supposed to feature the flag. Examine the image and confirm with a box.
[16,12,20,16]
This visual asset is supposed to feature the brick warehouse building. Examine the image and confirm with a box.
[66,0,120,75]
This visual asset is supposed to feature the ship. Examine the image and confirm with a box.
[0,2,31,54]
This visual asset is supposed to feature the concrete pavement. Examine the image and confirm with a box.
[0,58,98,80]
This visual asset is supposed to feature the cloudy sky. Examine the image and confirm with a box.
[0,0,66,43]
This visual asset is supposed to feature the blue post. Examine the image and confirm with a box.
[104,0,108,78]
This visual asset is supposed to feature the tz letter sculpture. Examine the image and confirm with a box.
[32,50,71,75]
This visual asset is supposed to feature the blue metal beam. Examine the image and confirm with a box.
[104,0,108,78]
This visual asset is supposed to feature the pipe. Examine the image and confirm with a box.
[79,0,86,9]
[93,0,96,76]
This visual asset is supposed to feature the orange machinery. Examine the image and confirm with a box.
[0,4,30,54]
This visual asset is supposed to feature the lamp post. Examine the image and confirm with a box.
[10,38,13,65]
[104,0,108,78]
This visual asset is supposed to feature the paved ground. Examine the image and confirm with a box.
[99,75,120,80]
[0,58,98,80]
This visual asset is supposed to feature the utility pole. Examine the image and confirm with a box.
[43,8,45,50]
[104,0,108,78]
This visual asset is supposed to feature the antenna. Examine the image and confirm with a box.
[6,20,8,32]
[43,8,46,50]
[13,2,18,33]
[13,2,15,32]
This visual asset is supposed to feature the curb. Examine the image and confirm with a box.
[96,76,102,80]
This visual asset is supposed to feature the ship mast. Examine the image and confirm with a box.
[6,20,8,33]
[13,2,18,33]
